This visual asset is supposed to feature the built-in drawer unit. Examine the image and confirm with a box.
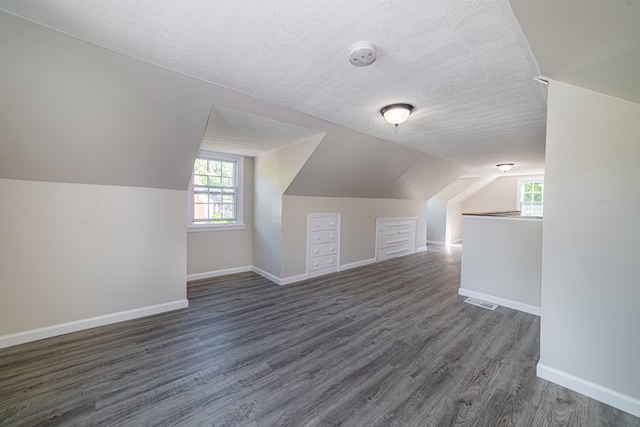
[307,213,340,278]
[376,217,417,262]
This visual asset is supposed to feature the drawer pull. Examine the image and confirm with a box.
[387,238,410,244]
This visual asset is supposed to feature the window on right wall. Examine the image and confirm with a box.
[518,177,544,217]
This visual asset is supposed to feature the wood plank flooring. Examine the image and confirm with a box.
[1,245,638,426]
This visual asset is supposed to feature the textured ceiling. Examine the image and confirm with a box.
[0,0,548,174]
[200,106,326,157]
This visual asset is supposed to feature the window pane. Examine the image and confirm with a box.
[524,183,532,192]
[534,193,543,202]
[191,155,240,225]
[194,159,208,175]
[533,183,543,192]
[524,193,533,202]
[221,162,235,178]
[208,161,221,175]
[193,174,205,185]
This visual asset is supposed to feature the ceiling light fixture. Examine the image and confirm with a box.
[496,163,514,172]
[380,103,414,127]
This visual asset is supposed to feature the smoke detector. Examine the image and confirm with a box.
[349,42,377,67]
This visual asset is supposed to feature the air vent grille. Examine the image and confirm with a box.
[464,297,498,310]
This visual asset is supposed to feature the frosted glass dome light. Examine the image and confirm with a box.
[380,103,414,127]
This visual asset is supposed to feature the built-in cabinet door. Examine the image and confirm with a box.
[308,213,340,278]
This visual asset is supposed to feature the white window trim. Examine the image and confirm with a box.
[187,151,245,232]
[517,175,544,216]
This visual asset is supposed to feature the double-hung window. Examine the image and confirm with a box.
[518,177,544,217]
[188,151,244,230]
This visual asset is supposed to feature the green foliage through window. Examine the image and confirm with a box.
[521,180,543,217]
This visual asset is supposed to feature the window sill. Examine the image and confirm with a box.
[187,224,247,233]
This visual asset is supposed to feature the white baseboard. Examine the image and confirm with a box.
[187,265,252,282]
[340,258,377,271]
[251,266,308,286]
[537,363,640,418]
[281,273,309,285]
[416,246,428,253]
[0,299,188,350]
[426,240,461,246]
[458,288,540,316]
[251,266,283,285]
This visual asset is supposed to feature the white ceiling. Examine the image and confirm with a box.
[0,0,549,174]
[200,106,326,157]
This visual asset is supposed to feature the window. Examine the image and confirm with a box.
[188,151,244,230]
[518,177,544,217]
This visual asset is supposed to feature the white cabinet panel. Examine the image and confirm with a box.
[308,213,340,278]
[309,254,338,272]
[310,217,338,231]
[375,217,417,261]
[309,242,338,257]
[309,230,338,245]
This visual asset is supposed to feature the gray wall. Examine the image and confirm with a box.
[539,80,640,413]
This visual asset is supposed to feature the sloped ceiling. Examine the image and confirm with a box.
[510,0,640,104]
[200,106,326,157]
[1,10,464,194]
[285,131,464,201]
[0,0,547,175]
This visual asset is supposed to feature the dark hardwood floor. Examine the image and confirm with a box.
[1,245,638,426]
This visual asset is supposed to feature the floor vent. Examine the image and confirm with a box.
[464,297,498,310]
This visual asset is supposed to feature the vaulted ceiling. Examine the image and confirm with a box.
[1,0,637,180]
[0,0,548,176]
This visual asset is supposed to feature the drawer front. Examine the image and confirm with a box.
[310,216,338,231]
[377,219,416,232]
[309,254,338,271]
[310,242,337,258]
[377,244,415,261]
[310,230,338,245]
[395,224,415,236]
[377,235,415,249]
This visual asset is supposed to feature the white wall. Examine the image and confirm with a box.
[0,179,187,346]
[445,202,464,243]
[462,176,520,213]
[282,196,427,278]
[187,157,254,276]
[252,139,320,278]
[460,216,542,314]
[538,81,640,416]
[427,198,447,243]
